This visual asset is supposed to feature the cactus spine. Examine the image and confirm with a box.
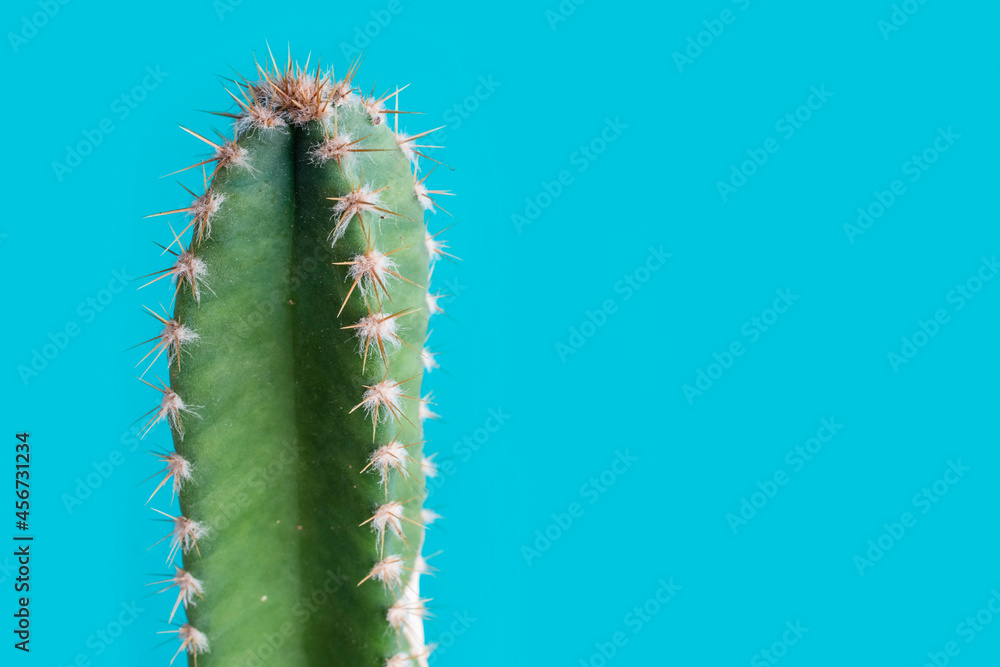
[139,53,451,667]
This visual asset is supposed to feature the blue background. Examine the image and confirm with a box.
[1,0,998,665]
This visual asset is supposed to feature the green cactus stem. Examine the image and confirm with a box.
[138,53,453,667]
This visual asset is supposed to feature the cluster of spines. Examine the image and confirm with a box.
[138,51,455,666]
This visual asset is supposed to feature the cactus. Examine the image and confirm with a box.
[138,52,453,667]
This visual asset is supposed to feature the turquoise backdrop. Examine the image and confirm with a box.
[1,0,998,665]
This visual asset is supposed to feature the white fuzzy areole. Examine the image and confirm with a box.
[348,247,398,298]
[153,508,207,565]
[141,382,201,441]
[165,453,192,490]
[414,181,434,212]
[330,184,384,245]
[279,72,335,125]
[365,440,410,485]
[386,603,409,633]
[388,596,429,630]
[353,312,402,357]
[192,189,223,216]
[174,568,203,601]
[360,379,403,423]
[423,230,440,257]
[140,381,196,440]
[420,509,442,526]
[215,140,249,170]
[155,567,204,623]
[420,347,438,373]
[147,452,193,504]
[395,132,417,165]
[161,320,200,365]
[159,389,187,431]
[420,454,438,478]
[365,555,405,589]
[189,191,224,240]
[237,102,286,135]
[170,515,207,561]
[173,251,209,303]
[310,132,356,165]
[418,394,440,423]
[172,623,209,663]
[425,291,443,316]
[369,501,405,543]
[362,95,388,126]
[397,528,433,667]
[329,81,358,109]
[137,310,199,379]
[164,318,200,344]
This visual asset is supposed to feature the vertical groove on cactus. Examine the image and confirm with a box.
[139,53,452,667]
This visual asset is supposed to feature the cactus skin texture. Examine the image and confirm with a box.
[140,54,451,667]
